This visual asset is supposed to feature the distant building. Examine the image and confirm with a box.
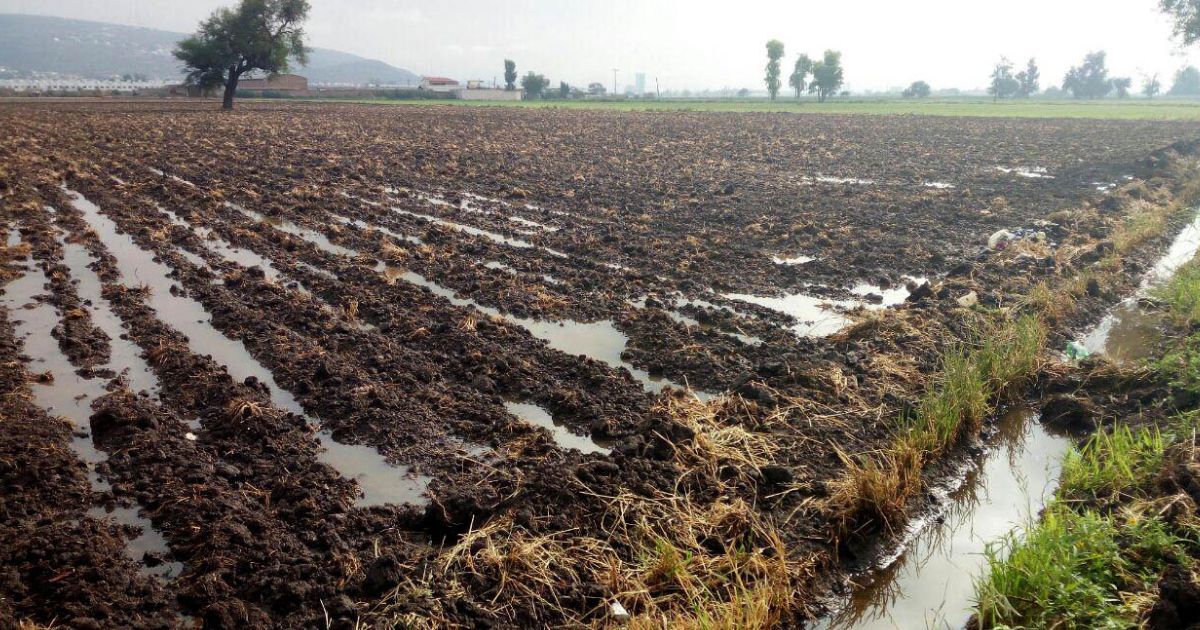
[635,73,646,96]
[420,76,461,92]
[237,74,308,92]
[459,86,522,101]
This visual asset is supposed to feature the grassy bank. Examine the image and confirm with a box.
[973,257,1200,628]
[285,96,1200,120]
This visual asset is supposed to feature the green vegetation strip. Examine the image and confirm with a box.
[828,313,1047,536]
[973,258,1200,628]
[280,97,1200,121]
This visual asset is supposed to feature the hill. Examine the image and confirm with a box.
[0,14,420,85]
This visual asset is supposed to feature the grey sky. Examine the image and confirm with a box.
[4,0,1199,91]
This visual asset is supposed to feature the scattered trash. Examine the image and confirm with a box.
[1064,341,1091,361]
[956,291,979,308]
[610,600,630,621]
[185,432,197,441]
[987,229,1014,249]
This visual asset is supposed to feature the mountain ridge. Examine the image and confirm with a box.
[0,14,421,85]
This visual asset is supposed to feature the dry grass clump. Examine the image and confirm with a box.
[657,395,778,485]
[826,313,1047,537]
[370,395,811,629]
[427,488,806,629]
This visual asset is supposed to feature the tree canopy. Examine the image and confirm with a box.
[504,59,517,91]
[765,40,785,100]
[1143,73,1162,98]
[1170,65,1200,95]
[1161,0,1200,45]
[1016,58,1040,97]
[809,50,844,102]
[902,80,931,98]
[788,54,812,100]
[520,71,549,98]
[1062,51,1112,99]
[174,0,310,110]
[988,58,1019,100]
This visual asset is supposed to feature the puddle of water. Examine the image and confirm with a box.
[484,261,517,274]
[332,213,424,245]
[838,209,1200,627]
[1080,299,1163,363]
[996,166,1054,179]
[147,167,197,188]
[723,291,856,338]
[772,254,816,266]
[819,409,1070,629]
[504,400,610,455]
[1,261,180,579]
[59,239,160,395]
[233,204,361,258]
[1081,210,1200,360]
[811,175,876,185]
[727,276,927,337]
[1144,212,1200,287]
[389,266,708,396]
[67,188,427,508]
[509,215,559,232]
[392,207,535,249]
[633,296,763,346]
[161,208,285,281]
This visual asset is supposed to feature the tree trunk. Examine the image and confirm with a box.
[222,71,240,110]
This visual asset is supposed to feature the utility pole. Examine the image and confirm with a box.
[656,76,660,100]
[612,68,619,98]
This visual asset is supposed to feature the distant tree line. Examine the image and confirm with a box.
[763,41,845,102]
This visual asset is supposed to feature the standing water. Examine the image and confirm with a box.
[819,209,1200,628]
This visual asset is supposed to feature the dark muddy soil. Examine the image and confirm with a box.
[1,101,1199,628]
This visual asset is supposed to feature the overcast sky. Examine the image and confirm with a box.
[4,0,1200,92]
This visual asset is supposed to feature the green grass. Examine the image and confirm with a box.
[1155,259,1200,327]
[283,96,1200,120]
[976,507,1191,629]
[1058,426,1167,506]
[906,314,1046,456]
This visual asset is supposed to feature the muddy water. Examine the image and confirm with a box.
[387,265,712,398]
[504,400,611,455]
[1,259,181,579]
[233,204,361,258]
[727,277,927,338]
[818,410,1070,629]
[392,207,535,249]
[67,188,430,508]
[1081,211,1200,360]
[827,210,1200,628]
[161,207,284,282]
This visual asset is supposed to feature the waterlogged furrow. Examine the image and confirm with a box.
[0,258,179,579]
[66,187,429,508]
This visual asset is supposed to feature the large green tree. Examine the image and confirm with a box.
[788,54,812,99]
[1062,51,1113,99]
[765,40,785,100]
[1170,65,1200,95]
[1161,0,1200,44]
[520,72,549,99]
[809,50,844,102]
[1015,58,1040,97]
[988,57,1019,101]
[902,80,931,98]
[504,59,517,91]
[174,0,310,110]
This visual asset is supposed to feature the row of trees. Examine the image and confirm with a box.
[985,51,1200,100]
[765,41,845,101]
[502,59,613,99]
